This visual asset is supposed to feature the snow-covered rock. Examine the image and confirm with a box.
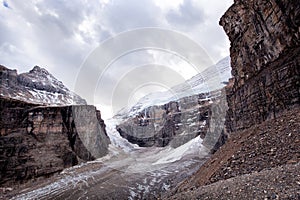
[0,65,86,105]
[115,56,231,119]
[115,57,231,148]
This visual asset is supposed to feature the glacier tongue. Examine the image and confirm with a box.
[12,117,210,200]
[7,57,231,199]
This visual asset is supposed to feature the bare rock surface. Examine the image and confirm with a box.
[168,107,300,193]
[166,162,300,200]
[166,0,300,199]
[0,97,110,186]
[221,0,300,132]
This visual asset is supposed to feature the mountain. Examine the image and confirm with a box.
[0,65,110,187]
[2,0,299,199]
[115,57,231,149]
[0,65,86,105]
[0,97,110,186]
[116,56,231,119]
[167,0,300,198]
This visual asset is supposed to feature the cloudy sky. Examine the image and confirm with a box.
[0,0,233,118]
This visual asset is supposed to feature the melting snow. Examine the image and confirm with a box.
[153,136,204,165]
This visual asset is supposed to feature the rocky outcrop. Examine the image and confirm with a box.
[0,65,87,105]
[115,57,231,149]
[0,97,110,186]
[220,0,300,132]
[117,89,227,149]
[166,0,300,198]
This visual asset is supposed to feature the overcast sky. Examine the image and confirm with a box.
[0,0,233,118]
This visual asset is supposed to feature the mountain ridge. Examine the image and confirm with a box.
[0,65,87,105]
[115,56,231,119]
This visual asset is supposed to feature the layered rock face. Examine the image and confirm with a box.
[220,0,300,132]
[117,89,227,149]
[116,57,231,149]
[166,1,300,198]
[0,97,110,186]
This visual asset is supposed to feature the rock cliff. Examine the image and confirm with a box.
[166,0,300,198]
[0,92,110,185]
[0,65,110,186]
[116,57,231,149]
[117,89,228,149]
[220,0,300,132]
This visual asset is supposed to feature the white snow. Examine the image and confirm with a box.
[3,66,84,106]
[105,118,141,153]
[116,56,231,118]
[152,136,204,165]
[10,58,230,199]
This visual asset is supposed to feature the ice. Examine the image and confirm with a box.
[153,136,204,165]
[10,58,230,199]
[105,118,141,153]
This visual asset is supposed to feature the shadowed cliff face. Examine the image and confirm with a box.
[117,93,211,148]
[0,97,110,186]
[116,89,228,150]
[220,0,300,132]
[164,1,300,198]
[115,57,231,150]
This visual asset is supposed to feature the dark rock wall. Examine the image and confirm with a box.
[117,89,227,148]
[0,97,110,186]
[220,0,300,132]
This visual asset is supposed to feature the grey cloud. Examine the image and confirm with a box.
[0,0,233,118]
[166,0,205,29]
[101,0,163,33]
[2,0,109,86]
[102,64,187,114]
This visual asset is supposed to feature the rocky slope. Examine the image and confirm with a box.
[116,57,231,149]
[0,65,87,105]
[167,0,300,199]
[0,97,110,186]
[169,162,300,200]
[167,107,300,198]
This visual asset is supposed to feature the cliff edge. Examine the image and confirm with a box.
[166,0,300,199]
[0,65,110,187]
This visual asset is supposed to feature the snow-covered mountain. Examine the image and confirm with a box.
[0,65,86,105]
[115,56,231,119]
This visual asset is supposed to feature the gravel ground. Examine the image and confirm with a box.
[165,107,300,199]
[166,162,300,199]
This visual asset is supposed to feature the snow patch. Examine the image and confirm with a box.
[153,136,204,165]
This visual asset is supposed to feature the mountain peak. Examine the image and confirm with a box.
[29,66,52,76]
[32,65,43,71]
[0,65,87,105]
